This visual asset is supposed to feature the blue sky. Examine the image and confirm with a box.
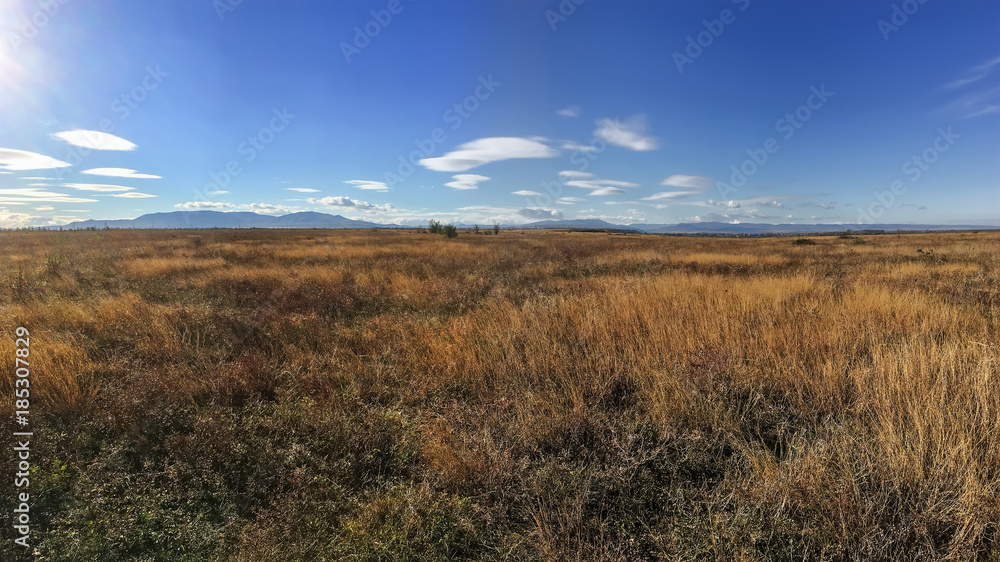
[1,0,998,227]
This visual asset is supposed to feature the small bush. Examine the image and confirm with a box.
[793,238,817,245]
[441,224,458,238]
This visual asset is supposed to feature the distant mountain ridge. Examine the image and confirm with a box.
[61,211,384,230]
[55,210,998,234]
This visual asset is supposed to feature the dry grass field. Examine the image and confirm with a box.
[0,228,997,560]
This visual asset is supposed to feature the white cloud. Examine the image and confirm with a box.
[418,137,559,172]
[242,203,296,215]
[34,206,54,211]
[81,167,160,179]
[63,183,135,192]
[345,179,389,192]
[660,175,712,189]
[971,56,1000,73]
[640,191,699,201]
[285,187,320,193]
[0,148,72,171]
[589,187,628,196]
[594,114,658,151]
[565,179,639,191]
[445,174,490,190]
[175,201,230,210]
[560,141,599,153]
[574,211,647,223]
[109,192,156,198]
[0,188,98,204]
[964,104,1000,119]
[512,190,541,196]
[705,199,741,208]
[172,201,298,215]
[51,130,137,151]
[308,195,393,212]
[559,175,640,197]
[556,106,581,118]
[208,190,229,195]
[945,74,987,90]
[518,208,563,220]
[20,176,54,180]
[0,209,34,228]
[556,197,585,204]
[558,170,595,179]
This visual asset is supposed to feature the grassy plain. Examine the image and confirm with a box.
[0,228,997,560]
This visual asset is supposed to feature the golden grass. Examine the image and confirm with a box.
[0,228,997,559]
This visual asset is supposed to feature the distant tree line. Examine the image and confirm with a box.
[427,220,501,238]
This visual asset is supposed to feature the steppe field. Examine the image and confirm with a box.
[0,228,997,561]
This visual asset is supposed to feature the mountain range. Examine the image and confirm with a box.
[56,211,997,234]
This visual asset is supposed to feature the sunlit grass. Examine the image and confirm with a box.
[0,228,996,559]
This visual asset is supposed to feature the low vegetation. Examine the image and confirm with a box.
[0,228,997,560]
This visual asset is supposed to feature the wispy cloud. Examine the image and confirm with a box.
[963,104,1000,119]
[345,179,389,192]
[661,175,712,190]
[945,74,987,90]
[0,188,98,204]
[63,183,136,192]
[109,192,156,198]
[560,141,599,153]
[594,114,658,151]
[511,190,541,196]
[558,170,595,180]
[556,197,585,204]
[556,105,580,118]
[81,167,160,179]
[565,179,639,190]
[419,137,559,172]
[941,57,1000,119]
[588,187,628,196]
[285,187,320,193]
[563,176,640,197]
[52,130,137,151]
[640,191,699,201]
[972,56,1000,73]
[445,174,490,190]
[0,148,71,171]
